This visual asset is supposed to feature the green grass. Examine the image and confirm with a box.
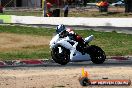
[75,30,132,56]
[0,46,50,60]
[0,25,55,36]
[0,25,132,60]
[0,10,132,17]
[68,11,132,17]
[0,25,54,60]
[0,9,132,17]
[0,11,43,16]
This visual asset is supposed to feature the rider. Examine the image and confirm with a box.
[56,24,86,53]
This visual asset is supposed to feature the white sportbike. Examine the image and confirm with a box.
[50,31,106,65]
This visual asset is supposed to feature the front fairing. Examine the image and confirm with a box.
[49,34,72,49]
[49,34,60,48]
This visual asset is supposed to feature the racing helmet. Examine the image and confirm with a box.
[56,24,66,34]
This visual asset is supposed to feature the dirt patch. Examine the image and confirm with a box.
[0,66,132,88]
[0,33,51,51]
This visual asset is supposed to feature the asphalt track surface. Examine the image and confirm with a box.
[23,24,132,34]
[3,23,132,34]
[0,58,132,88]
[28,24,132,34]
[1,58,132,68]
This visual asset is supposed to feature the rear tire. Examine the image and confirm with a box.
[87,45,106,64]
[51,45,70,65]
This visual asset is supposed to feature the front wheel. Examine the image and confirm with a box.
[87,45,106,64]
[51,45,70,65]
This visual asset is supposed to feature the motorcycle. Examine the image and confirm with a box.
[49,30,106,65]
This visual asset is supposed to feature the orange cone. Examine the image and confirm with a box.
[82,68,89,77]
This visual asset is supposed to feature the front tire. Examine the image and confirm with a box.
[87,45,106,64]
[51,45,70,65]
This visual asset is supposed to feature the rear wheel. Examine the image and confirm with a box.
[87,45,106,64]
[51,45,70,65]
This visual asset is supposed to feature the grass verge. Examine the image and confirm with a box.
[0,9,132,17]
[0,25,131,60]
[0,11,42,16]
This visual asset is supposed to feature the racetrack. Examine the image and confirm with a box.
[0,59,132,88]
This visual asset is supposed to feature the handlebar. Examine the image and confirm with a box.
[59,30,68,38]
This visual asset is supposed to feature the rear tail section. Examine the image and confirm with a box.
[84,35,94,43]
